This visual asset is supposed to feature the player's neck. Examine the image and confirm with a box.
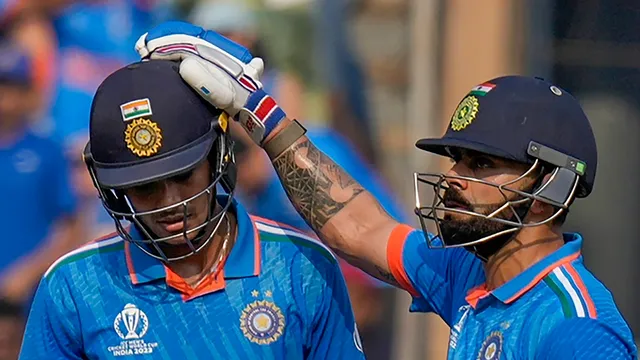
[483,226,564,291]
[168,211,238,287]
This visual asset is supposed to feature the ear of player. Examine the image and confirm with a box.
[135,21,286,146]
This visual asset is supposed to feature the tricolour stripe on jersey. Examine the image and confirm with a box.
[543,276,575,318]
[254,221,337,263]
[548,267,586,318]
[562,264,597,319]
[44,233,124,278]
[250,215,311,235]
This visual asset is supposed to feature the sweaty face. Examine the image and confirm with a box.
[439,149,536,246]
[124,161,214,246]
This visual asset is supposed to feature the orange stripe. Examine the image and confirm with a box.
[465,284,490,309]
[165,265,226,301]
[565,264,597,319]
[504,251,581,303]
[123,100,148,110]
[386,224,420,297]
[124,242,139,285]
[89,230,119,244]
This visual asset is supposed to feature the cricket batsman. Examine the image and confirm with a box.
[19,59,365,359]
[134,22,638,359]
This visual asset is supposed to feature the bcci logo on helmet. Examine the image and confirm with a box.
[451,95,479,131]
[114,304,149,340]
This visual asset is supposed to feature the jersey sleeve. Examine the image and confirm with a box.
[535,318,637,360]
[300,253,365,359]
[386,224,485,325]
[19,274,83,359]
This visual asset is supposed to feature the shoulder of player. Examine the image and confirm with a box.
[252,216,337,265]
[44,231,125,280]
[537,262,621,321]
[540,317,636,356]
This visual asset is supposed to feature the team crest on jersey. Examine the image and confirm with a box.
[451,95,479,131]
[477,331,503,360]
[124,118,163,157]
[240,300,285,345]
[108,304,159,357]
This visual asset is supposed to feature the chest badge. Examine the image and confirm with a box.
[477,331,503,360]
[108,304,159,357]
[240,291,285,345]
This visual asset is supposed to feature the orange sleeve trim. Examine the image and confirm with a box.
[386,224,420,297]
[124,242,139,285]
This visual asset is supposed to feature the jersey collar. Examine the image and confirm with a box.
[466,233,583,308]
[124,196,261,285]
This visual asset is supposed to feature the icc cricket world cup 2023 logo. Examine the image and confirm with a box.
[114,304,149,340]
[109,304,159,357]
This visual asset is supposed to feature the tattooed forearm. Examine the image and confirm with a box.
[271,138,364,232]
[374,265,400,287]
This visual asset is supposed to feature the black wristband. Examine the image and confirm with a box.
[263,119,307,159]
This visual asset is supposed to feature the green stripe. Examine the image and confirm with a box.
[46,241,125,279]
[543,276,575,318]
[469,90,489,97]
[259,232,336,264]
[124,109,151,119]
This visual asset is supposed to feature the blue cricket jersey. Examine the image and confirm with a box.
[19,198,364,359]
[387,225,637,359]
[0,129,77,274]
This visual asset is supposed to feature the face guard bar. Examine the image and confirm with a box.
[87,133,236,262]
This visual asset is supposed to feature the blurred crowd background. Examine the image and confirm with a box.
[0,0,638,359]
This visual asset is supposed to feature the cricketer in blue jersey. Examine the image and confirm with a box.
[133,22,638,359]
[19,60,364,359]
[0,39,82,309]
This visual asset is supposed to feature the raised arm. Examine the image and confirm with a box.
[265,118,402,286]
[135,22,405,286]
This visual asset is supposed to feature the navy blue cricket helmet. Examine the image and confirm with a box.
[83,60,236,262]
[413,75,597,260]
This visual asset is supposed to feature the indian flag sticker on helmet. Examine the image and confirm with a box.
[120,98,153,122]
[469,83,496,97]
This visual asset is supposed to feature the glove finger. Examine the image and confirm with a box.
[135,33,149,58]
[196,44,244,78]
[180,56,236,111]
[145,21,205,42]
[146,34,207,55]
[148,51,186,62]
[245,58,264,80]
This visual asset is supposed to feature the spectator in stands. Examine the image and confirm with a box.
[0,39,83,308]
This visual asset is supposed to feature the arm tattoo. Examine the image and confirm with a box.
[374,264,399,286]
[271,138,364,232]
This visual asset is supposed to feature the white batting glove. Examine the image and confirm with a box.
[135,21,287,145]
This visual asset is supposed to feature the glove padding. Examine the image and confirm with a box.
[135,21,286,145]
